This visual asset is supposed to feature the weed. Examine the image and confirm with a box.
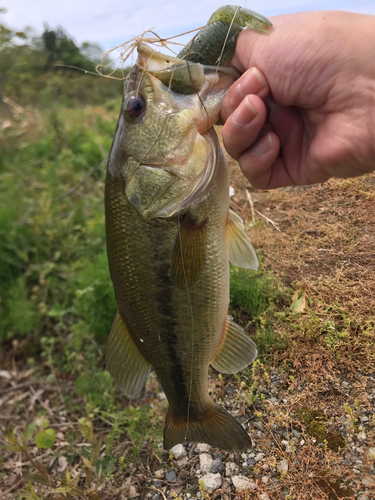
[296,407,346,452]
[229,266,291,356]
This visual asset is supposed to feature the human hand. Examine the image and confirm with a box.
[220,11,375,189]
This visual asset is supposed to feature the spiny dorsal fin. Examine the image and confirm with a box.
[211,315,258,374]
[172,218,207,289]
[226,209,258,270]
[106,311,151,398]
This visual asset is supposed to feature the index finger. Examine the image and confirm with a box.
[221,67,270,123]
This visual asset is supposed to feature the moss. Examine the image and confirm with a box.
[315,476,354,499]
[296,407,346,452]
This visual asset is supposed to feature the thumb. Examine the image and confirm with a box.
[229,12,330,107]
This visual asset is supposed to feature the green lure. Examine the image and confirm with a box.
[177,5,272,66]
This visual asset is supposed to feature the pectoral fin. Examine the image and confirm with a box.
[226,209,258,270]
[172,218,207,289]
[106,311,151,398]
[211,315,257,374]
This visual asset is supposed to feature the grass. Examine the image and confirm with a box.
[0,102,118,346]
[229,266,291,355]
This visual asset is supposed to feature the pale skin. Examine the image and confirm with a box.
[220,11,375,189]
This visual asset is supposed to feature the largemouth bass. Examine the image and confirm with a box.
[105,6,272,452]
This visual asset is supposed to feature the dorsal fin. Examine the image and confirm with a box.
[211,315,257,374]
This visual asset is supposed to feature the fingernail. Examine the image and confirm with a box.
[238,67,268,97]
[233,96,257,126]
[252,132,273,155]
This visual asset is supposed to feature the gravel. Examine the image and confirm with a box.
[232,475,256,491]
[224,461,236,477]
[195,443,211,454]
[210,458,225,474]
[200,473,221,493]
[166,470,177,482]
[152,370,374,499]
[277,458,289,473]
[171,443,187,460]
[199,453,213,474]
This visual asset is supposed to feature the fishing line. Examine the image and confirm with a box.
[177,212,195,441]
[215,5,240,71]
[195,5,240,130]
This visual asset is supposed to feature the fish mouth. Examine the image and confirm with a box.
[137,42,240,98]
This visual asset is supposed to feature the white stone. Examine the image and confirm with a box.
[200,473,221,493]
[260,494,270,500]
[262,475,269,484]
[241,453,248,460]
[277,458,289,473]
[358,432,367,441]
[157,392,166,401]
[196,443,211,453]
[281,440,289,448]
[154,469,165,479]
[176,456,188,467]
[232,475,255,491]
[225,462,237,477]
[171,444,186,460]
[200,453,213,474]
[367,447,375,458]
[362,476,374,487]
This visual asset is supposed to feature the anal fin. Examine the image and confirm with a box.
[226,209,258,270]
[106,311,151,398]
[211,315,257,374]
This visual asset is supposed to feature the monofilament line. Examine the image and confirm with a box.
[215,4,240,70]
[177,213,195,442]
[196,5,240,127]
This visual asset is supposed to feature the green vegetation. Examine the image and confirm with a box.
[0,104,118,345]
[229,266,291,355]
[0,13,122,108]
[296,407,346,452]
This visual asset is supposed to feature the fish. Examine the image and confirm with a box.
[105,6,272,452]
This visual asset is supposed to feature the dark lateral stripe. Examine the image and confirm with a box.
[154,249,189,406]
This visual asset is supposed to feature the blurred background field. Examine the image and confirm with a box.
[1,13,374,500]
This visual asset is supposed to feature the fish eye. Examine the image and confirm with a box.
[125,94,146,120]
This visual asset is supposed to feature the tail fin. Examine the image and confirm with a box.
[164,403,252,452]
